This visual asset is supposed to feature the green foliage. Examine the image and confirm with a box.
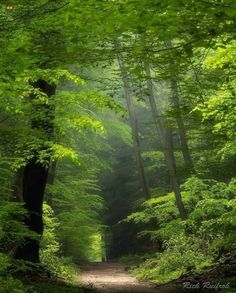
[49,170,105,262]
[0,253,11,274]
[44,119,109,262]
[41,203,75,281]
[88,233,105,262]
[0,161,36,252]
[127,177,236,284]
[142,151,166,172]
[0,276,26,293]
[0,201,37,252]
[1,0,236,289]
[0,203,31,293]
[132,234,213,284]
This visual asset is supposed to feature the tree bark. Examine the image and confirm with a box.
[14,80,56,263]
[164,40,195,174]
[118,56,150,200]
[145,64,187,220]
[170,78,195,174]
[164,127,187,220]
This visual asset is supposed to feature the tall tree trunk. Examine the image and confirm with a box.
[14,80,56,263]
[145,64,187,220]
[118,56,150,200]
[170,78,195,174]
[165,40,195,174]
[164,127,187,220]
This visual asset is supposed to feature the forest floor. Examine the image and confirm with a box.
[24,261,236,292]
[78,262,178,292]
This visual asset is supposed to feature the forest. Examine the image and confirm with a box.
[0,0,236,292]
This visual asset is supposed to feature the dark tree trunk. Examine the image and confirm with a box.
[14,80,56,263]
[14,159,49,262]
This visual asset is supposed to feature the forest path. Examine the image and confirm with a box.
[79,262,178,292]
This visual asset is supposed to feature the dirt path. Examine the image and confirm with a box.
[79,262,178,292]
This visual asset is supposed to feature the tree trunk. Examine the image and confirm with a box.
[47,161,57,186]
[45,160,57,205]
[164,127,187,220]
[145,64,187,220]
[14,80,56,263]
[118,56,150,200]
[12,167,24,202]
[170,78,195,174]
[164,40,195,174]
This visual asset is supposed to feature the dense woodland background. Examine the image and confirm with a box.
[0,0,236,292]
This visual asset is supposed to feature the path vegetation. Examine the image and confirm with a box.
[0,0,236,292]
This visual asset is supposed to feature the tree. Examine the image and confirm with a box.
[145,64,187,220]
[118,55,150,200]
[0,0,121,262]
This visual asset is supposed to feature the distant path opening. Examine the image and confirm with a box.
[79,262,177,292]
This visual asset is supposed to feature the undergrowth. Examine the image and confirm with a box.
[126,177,236,285]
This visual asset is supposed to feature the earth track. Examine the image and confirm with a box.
[79,262,178,292]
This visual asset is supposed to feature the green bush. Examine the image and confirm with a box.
[0,253,27,293]
[40,203,75,281]
[0,277,27,293]
[127,176,236,284]
[132,234,213,284]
